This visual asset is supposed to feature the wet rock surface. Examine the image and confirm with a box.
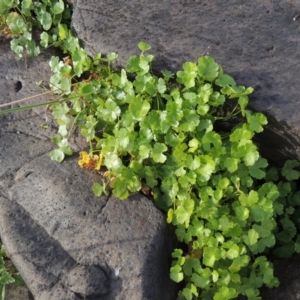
[0,38,178,300]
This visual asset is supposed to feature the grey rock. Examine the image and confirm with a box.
[4,284,33,300]
[259,255,300,299]
[71,0,300,165]
[236,255,300,300]
[0,38,178,300]
[63,265,109,297]
[71,0,300,298]
[4,260,33,300]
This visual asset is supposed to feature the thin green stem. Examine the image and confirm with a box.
[0,90,54,109]
[0,98,65,115]
[66,110,80,141]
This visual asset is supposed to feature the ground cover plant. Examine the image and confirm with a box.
[0,239,24,299]
[1,1,300,300]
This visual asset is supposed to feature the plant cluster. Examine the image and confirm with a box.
[49,43,300,300]
[0,0,72,59]
[1,1,300,300]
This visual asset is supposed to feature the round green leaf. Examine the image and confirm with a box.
[53,0,64,14]
[37,11,52,30]
[170,265,184,283]
[50,149,65,162]
[138,41,151,51]
[92,183,104,197]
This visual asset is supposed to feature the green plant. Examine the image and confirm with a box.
[0,240,24,300]
[47,39,300,299]
[1,2,300,300]
[0,0,72,59]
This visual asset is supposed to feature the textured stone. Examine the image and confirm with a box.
[64,265,109,297]
[70,0,300,298]
[3,0,300,298]
[4,285,33,300]
[4,260,33,300]
[71,0,300,165]
[0,38,178,300]
[259,255,300,299]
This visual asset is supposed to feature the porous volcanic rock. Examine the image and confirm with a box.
[71,0,300,165]
[0,38,178,300]
[70,0,300,299]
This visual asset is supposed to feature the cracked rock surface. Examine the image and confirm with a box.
[0,39,178,299]
[72,0,300,165]
[70,0,300,298]
[3,0,300,298]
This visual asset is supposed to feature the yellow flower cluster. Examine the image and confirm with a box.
[78,151,104,171]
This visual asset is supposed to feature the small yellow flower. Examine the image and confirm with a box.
[78,151,104,171]
[78,151,90,167]
[95,151,104,171]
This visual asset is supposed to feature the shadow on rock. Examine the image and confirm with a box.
[141,217,179,300]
